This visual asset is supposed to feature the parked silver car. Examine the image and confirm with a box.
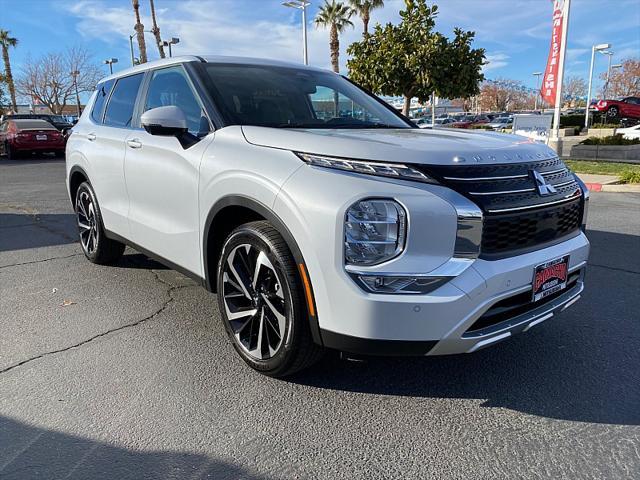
[66,56,590,376]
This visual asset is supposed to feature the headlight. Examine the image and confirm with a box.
[296,152,436,184]
[345,199,406,266]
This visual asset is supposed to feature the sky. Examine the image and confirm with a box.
[1,0,638,100]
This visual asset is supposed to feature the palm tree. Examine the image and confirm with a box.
[348,0,384,35]
[315,0,353,74]
[132,0,148,63]
[149,0,165,59]
[0,30,18,112]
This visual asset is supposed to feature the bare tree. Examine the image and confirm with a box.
[132,0,148,64]
[564,75,587,107]
[599,58,639,98]
[478,79,531,112]
[149,0,165,59]
[16,47,102,115]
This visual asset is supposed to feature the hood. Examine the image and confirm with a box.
[241,126,557,165]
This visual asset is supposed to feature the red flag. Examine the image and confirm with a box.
[541,0,565,105]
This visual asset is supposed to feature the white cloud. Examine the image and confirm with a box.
[484,53,509,72]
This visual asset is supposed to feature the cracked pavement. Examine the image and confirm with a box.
[0,157,639,479]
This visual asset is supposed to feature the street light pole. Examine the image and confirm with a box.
[283,1,310,65]
[70,70,81,117]
[585,43,611,129]
[161,37,180,58]
[103,58,118,75]
[601,51,616,99]
[533,72,542,111]
[129,35,136,66]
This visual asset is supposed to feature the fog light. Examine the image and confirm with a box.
[355,274,449,294]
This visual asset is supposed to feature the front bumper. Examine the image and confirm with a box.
[319,232,589,356]
[275,162,590,356]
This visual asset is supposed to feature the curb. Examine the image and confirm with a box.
[584,183,640,193]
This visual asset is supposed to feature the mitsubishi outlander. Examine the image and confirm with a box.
[66,56,590,376]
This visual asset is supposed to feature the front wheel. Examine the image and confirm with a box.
[217,221,323,377]
[75,182,125,264]
[607,106,619,118]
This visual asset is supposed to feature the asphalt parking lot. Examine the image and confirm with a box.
[1,156,639,479]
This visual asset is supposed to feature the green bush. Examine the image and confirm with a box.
[560,114,584,127]
[620,169,640,184]
[580,135,640,146]
[590,123,621,129]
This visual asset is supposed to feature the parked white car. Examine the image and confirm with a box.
[66,56,590,376]
[487,116,513,130]
[417,118,456,129]
[616,124,640,140]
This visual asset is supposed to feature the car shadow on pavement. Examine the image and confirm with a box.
[290,229,640,427]
[0,416,268,480]
[0,214,77,252]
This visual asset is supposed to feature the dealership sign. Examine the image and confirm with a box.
[541,0,566,106]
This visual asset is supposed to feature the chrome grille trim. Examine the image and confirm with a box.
[486,191,581,213]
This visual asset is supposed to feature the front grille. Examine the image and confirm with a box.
[482,198,582,255]
[423,157,585,257]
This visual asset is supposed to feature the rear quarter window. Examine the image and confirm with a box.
[91,79,115,124]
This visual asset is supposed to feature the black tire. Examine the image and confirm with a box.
[74,181,125,265]
[607,106,619,118]
[3,142,17,159]
[217,221,323,377]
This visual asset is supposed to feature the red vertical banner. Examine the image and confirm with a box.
[541,0,565,105]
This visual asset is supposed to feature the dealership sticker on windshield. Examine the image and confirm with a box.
[532,255,569,302]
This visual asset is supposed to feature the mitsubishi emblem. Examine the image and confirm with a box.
[531,169,557,196]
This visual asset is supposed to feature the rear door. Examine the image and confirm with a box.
[90,74,144,237]
[123,65,212,276]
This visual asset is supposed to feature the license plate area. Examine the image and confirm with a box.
[532,255,569,302]
[36,135,47,141]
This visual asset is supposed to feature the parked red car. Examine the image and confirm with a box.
[594,96,640,119]
[0,119,66,159]
[450,115,490,129]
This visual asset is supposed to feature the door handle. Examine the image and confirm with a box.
[126,139,142,149]
[86,133,96,141]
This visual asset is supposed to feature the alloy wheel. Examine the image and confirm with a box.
[76,190,98,255]
[222,244,287,360]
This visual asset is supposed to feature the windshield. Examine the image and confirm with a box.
[201,64,411,129]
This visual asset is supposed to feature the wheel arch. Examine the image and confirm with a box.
[68,165,90,206]
[203,195,322,345]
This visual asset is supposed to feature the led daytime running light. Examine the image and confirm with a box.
[296,152,434,183]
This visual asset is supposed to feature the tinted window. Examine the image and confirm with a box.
[91,80,114,123]
[104,74,143,128]
[145,66,206,135]
[14,120,56,130]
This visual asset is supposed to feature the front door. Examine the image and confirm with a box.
[124,65,212,277]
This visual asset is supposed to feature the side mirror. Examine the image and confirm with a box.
[141,106,188,136]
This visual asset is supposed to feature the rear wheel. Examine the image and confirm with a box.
[217,221,323,377]
[3,142,17,159]
[75,182,125,264]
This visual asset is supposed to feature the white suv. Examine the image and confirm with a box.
[66,56,590,376]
